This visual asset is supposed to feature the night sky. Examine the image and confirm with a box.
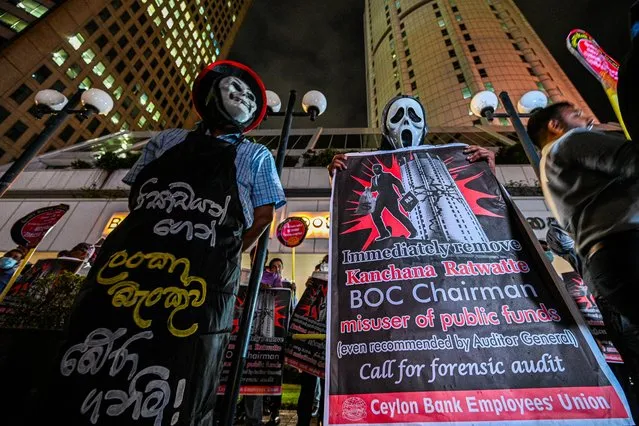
[229,0,634,129]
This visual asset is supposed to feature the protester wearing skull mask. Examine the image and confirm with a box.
[46,61,286,425]
[328,95,495,175]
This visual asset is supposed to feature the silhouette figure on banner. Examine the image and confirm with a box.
[370,163,418,241]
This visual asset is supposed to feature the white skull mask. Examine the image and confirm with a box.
[384,97,427,149]
[218,76,257,124]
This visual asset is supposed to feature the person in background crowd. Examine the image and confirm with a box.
[57,243,95,263]
[314,254,329,272]
[529,101,639,340]
[0,247,27,293]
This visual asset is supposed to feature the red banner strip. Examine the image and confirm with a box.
[329,386,628,424]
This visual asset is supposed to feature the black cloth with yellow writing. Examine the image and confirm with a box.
[49,131,244,425]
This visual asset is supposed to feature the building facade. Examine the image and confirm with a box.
[364,0,596,127]
[0,0,251,165]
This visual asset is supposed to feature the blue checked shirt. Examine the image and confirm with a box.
[123,128,286,228]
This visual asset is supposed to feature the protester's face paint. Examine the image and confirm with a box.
[385,97,427,149]
[218,76,257,124]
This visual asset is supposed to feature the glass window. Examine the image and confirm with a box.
[438,19,445,28]
[93,62,106,76]
[479,69,488,78]
[0,11,28,32]
[111,112,121,124]
[461,87,472,99]
[5,120,28,141]
[109,22,120,35]
[58,124,74,142]
[152,111,161,122]
[68,33,86,50]
[148,4,156,15]
[140,93,149,105]
[52,49,69,66]
[96,35,109,49]
[51,80,66,93]
[146,102,155,113]
[113,86,124,100]
[32,65,52,84]
[138,116,147,127]
[10,84,33,104]
[81,49,96,64]
[499,117,510,126]
[99,7,111,22]
[17,0,49,18]
[65,64,82,79]
[485,82,495,92]
[80,77,93,89]
[0,104,10,124]
[103,74,115,89]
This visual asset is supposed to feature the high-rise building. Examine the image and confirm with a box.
[364,0,596,128]
[0,0,252,164]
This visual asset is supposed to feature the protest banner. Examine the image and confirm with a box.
[567,29,629,139]
[285,274,328,378]
[218,286,292,395]
[0,257,83,315]
[561,272,622,364]
[0,204,70,303]
[327,145,631,425]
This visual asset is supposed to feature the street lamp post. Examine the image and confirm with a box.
[470,90,548,178]
[220,88,327,426]
[0,88,114,197]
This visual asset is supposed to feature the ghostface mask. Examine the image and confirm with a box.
[193,60,266,133]
[381,95,428,150]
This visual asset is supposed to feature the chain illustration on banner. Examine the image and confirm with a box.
[61,327,187,425]
[96,250,207,337]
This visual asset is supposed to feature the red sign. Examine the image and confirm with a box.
[10,204,70,248]
[567,29,619,89]
[276,217,308,247]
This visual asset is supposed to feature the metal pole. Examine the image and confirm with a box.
[0,90,83,197]
[499,91,540,178]
[220,90,297,426]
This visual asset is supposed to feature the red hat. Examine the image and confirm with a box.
[192,60,267,133]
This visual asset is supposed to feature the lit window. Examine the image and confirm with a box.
[188,39,193,47]
[81,49,96,64]
[79,77,92,89]
[199,6,205,14]
[111,112,121,124]
[138,116,147,126]
[113,86,124,100]
[166,38,173,47]
[121,122,130,130]
[148,5,155,15]
[161,7,168,18]
[179,20,185,29]
[93,62,106,76]
[180,2,186,10]
[154,16,161,26]
[169,0,175,6]
[167,18,173,28]
[65,64,82,79]
[17,0,49,18]
[185,75,192,84]
[175,57,182,66]
[170,47,178,56]
[52,49,69,66]
[455,14,462,22]
[177,39,184,47]
[461,87,472,99]
[140,93,149,105]
[485,82,495,92]
[172,29,179,38]
[438,19,445,28]
[227,0,231,6]
[232,14,236,22]
[185,11,190,19]
[103,74,115,89]
[180,66,186,76]
[153,111,161,121]
[0,11,28,32]
[68,33,85,50]
[196,39,202,48]
[188,21,195,30]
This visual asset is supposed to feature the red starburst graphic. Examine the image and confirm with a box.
[340,152,502,251]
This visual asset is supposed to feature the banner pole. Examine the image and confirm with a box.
[221,90,297,426]
[0,248,35,304]
[292,246,296,286]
